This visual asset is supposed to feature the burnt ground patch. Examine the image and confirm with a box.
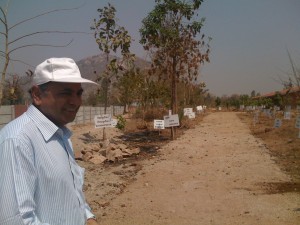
[118,130,171,155]
[257,182,300,194]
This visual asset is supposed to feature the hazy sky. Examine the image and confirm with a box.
[1,0,300,96]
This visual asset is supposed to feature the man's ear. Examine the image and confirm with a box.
[31,85,43,106]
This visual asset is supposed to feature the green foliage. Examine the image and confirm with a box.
[91,3,134,60]
[139,0,210,118]
[178,108,185,122]
[115,115,126,130]
[215,97,221,107]
[91,3,135,119]
[261,98,274,108]
[115,68,144,107]
[273,92,283,107]
[114,67,171,113]
[177,81,208,107]
[140,77,170,109]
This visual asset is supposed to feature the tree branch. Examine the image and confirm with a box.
[8,39,73,54]
[8,30,92,45]
[0,7,5,23]
[9,1,86,31]
[0,16,5,25]
[8,58,35,68]
[286,48,297,80]
[0,31,7,36]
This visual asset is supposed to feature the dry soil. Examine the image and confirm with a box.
[73,112,300,225]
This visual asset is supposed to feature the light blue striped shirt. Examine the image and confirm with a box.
[0,105,94,225]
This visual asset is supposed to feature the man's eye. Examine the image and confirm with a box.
[77,90,84,96]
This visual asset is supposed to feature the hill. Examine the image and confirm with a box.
[77,54,150,83]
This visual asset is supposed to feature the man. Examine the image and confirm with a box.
[0,58,99,225]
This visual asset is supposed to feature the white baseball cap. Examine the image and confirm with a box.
[32,57,97,86]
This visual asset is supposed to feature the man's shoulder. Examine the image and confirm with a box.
[0,112,33,142]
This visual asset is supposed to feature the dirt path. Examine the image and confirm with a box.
[98,112,299,225]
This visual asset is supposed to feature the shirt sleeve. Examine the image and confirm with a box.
[76,166,95,220]
[85,207,96,220]
[0,138,50,225]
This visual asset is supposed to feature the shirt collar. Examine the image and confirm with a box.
[26,105,72,141]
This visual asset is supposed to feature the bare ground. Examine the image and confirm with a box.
[72,112,300,225]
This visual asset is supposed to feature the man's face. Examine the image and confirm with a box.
[33,82,83,127]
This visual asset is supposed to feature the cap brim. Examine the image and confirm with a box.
[41,77,98,85]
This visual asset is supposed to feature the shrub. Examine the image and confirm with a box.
[116,115,126,130]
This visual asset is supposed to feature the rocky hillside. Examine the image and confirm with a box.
[76,54,150,83]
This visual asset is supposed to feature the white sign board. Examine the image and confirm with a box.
[274,118,282,128]
[154,120,165,129]
[196,106,203,111]
[188,112,196,119]
[164,114,180,127]
[297,105,300,114]
[284,111,291,120]
[94,114,112,128]
[274,106,280,111]
[184,108,193,116]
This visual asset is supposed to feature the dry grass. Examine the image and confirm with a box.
[238,111,300,182]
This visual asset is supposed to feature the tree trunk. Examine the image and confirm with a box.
[103,85,108,141]
[0,10,9,106]
[171,56,177,140]
[102,53,110,141]
[0,82,3,105]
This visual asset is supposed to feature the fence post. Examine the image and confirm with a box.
[12,105,15,120]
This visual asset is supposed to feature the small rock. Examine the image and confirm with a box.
[74,151,83,160]
[106,148,123,162]
[89,154,107,164]
[82,152,93,162]
[123,147,140,155]
[118,143,128,150]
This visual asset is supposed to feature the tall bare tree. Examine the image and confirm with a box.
[0,0,88,105]
[285,49,300,88]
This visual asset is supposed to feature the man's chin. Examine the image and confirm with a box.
[62,114,77,125]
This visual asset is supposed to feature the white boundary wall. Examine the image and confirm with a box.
[0,105,124,130]
[0,106,15,130]
[69,106,124,125]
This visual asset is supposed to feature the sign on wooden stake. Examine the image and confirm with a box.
[94,114,112,128]
[274,118,282,128]
[164,114,180,127]
[154,120,165,129]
